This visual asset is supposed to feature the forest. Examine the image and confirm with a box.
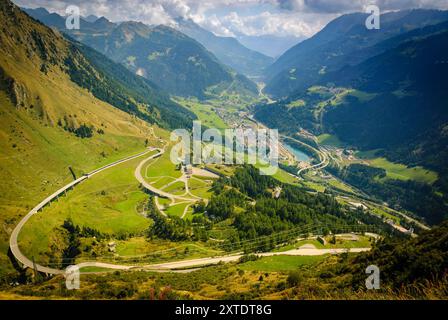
[328,164,448,225]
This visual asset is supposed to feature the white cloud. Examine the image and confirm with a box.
[13,0,448,38]
[276,0,448,13]
[218,10,329,37]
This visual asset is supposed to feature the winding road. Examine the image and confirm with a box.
[281,135,329,176]
[9,145,371,276]
[134,148,203,203]
[9,147,157,275]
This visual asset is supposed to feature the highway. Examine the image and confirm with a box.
[280,135,329,176]
[9,146,206,275]
[142,246,370,270]
[9,147,157,275]
[9,145,375,276]
[134,149,199,202]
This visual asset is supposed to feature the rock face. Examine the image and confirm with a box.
[10,80,30,108]
[0,66,29,108]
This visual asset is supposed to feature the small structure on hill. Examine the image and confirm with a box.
[108,241,116,253]
[185,164,193,176]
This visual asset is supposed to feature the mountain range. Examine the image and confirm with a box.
[174,17,273,78]
[23,7,259,99]
[264,9,448,98]
[255,12,448,199]
[1,0,447,299]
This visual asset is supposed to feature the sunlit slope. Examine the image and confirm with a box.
[0,1,167,278]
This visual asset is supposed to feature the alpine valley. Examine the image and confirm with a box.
[0,0,446,301]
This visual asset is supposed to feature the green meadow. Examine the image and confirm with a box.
[18,154,154,265]
[239,255,326,272]
[356,151,438,184]
[175,98,227,130]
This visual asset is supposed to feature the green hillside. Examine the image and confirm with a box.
[0,0,168,278]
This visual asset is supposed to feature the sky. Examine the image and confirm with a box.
[13,0,448,39]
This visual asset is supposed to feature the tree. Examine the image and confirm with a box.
[287,271,302,287]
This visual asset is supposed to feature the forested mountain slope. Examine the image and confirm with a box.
[264,9,448,98]
[255,21,448,224]
[25,8,259,100]
[0,0,173,278]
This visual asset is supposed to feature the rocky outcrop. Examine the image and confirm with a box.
[0,66,30,108]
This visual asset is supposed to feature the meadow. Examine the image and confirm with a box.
[18,154,155,265]
[174,98,227,130]
[239,255,326,272]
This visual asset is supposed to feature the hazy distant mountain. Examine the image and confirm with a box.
[84,14,99,23]
[265,9,448,98]
[237,34,304,58]
[175,17,273,78]
[25,8,258,99]
[23,7,113,32]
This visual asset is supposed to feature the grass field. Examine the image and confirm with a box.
[367,157,438,184]
[369,206,401,224]
[188,177,214,199]
[143,147,183,180]
[302,180,326,192]
[166,202,190,218]
[0,88,161,276]
[156,197,172,208]
[113,238,223,263]
[239,255,326,272]
[273,235,373,253]
[175,98,227,130]
[18,154,153,265]
[163,181,186,195]
[271,168,300,185]
[205,164,236,177]
[140,145,217,216]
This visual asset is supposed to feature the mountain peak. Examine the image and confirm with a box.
[92,16,115,29]
[84,14,99,23]
[95,16,110,23]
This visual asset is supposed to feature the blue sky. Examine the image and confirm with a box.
[13,0,448,38]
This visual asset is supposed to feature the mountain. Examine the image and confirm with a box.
[254,18,448,224]
[257,21,448,149]
[339,220,448,291]
[23,7,116,33]
[265,9,448,98]
[255,21,448,186]
[321,30,448,169]
[24,8,258,100]
[174,17,273,78]
[23,6,66,29]
[84,14,99,23]
[6,5,195,131]
[237,34,304,59]
[0,0,194,276]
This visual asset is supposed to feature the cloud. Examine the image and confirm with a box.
[215,10,328,37]
[13,0,448,38]
[276,0,448,13]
